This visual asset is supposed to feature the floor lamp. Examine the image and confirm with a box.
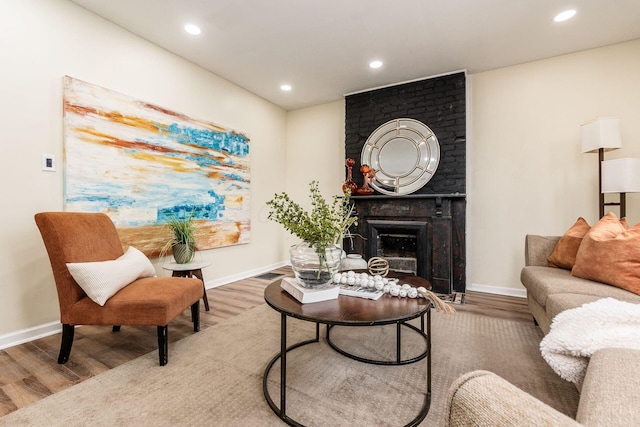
[581,117,622,218]
[601,158,640,218]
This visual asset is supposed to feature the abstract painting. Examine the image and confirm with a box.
[63,76,251,256]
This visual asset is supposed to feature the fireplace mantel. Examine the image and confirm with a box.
[350,194,466,200]
[346,195,465,296]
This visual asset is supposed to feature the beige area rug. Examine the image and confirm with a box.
[0,305,579,426]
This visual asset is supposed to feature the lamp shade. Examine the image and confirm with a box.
[581,117,622,153]
[601,158,640,193]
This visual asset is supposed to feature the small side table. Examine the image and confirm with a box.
[163,261,210,311]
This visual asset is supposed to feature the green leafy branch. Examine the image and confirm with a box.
[266,181,358,253]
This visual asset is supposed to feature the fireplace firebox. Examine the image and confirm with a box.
[368,220,426,276]
[346,195,465,296]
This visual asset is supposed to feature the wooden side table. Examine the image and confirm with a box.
[162,261,210,311]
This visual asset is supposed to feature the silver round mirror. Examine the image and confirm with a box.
[361,118,440,195]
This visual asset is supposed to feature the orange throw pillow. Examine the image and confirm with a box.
[548,217,591,270]
[572,212,640,295]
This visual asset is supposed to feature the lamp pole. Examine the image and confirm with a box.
[598,148,604,219]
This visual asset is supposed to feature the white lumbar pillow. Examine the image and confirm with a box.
[66,246,156,306]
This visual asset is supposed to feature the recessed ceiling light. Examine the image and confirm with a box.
[184,24,201,35]
[369,60,383,69]
[554,9,576,22]
[280,84,292,92]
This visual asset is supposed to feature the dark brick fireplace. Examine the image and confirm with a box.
[344,72,466,295]
[347,195,465,295]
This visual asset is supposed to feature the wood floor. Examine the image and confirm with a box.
[0,267,531,418]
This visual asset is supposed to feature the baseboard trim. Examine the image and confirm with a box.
[0,321,61,351]
[467,283,527,298]
[0,261,291,351]
[204,261,289,289]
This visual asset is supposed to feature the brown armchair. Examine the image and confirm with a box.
[35,212,204,366]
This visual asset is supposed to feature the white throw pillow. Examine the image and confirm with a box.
[66,246,156,306]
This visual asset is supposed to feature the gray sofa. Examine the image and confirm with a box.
[443,234,640,427]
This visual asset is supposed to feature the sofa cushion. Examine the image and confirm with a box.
[547,217,590,270]
[521,266,640,308]
[545,293,605,322]
[572,212,640,295]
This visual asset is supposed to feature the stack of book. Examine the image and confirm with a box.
[280,277,340,303]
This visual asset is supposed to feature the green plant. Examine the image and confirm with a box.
[266,181,357,253]
[159,210,197,259]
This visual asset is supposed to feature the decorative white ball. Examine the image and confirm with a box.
[382,278,388,285]
[367,279,375,288]
[390,286,400,297]
[399,289,408,298]
[417,286,427,293]
[401,284,412,290]
[341,277,348,284]
[347,277,356,285]
[333,273,342,283]
[382,284,391,293]
[347,270,356,278]
[374,275,382,281]
[375,281,384,291]
[360,272,369,282]
[408,288,418,298]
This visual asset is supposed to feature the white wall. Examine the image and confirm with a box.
[0,0,287,338]
[468,39,640,294]
[281,101,346,253]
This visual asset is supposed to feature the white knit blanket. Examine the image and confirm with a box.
[540,297,640,385]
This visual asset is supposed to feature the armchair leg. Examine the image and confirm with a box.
[58,324,74,364]
[157,325,168,366]
[191,301,200,332]
[112,325,121,332]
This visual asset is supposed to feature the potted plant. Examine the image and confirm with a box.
[266,181,357,287]
[160,210,197,264]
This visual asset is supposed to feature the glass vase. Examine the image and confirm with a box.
[342,157,358,195]
[290,242,342,288]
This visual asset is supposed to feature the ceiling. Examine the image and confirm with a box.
[70,0,640,111]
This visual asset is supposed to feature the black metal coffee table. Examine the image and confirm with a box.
[263,278,432,427]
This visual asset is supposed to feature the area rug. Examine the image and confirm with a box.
[0,304,579,426]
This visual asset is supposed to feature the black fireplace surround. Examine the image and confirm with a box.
[344,72,466,295]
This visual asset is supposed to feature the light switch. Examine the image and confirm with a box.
[42,154,56,172]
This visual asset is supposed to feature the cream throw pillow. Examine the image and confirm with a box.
[67,246,156,306]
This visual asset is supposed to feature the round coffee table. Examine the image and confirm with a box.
[263,278,432,427]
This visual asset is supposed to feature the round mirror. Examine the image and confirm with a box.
[361,118,440,195]
[379,138,417,176]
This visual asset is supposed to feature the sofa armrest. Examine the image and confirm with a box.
[444,370,580,427]
[525,235,561,267]
[577,348,640,427]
